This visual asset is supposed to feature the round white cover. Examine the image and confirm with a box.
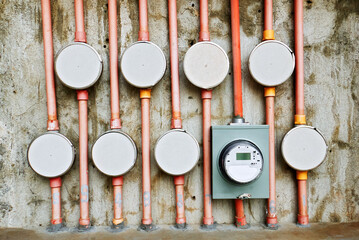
[120,41,166,88]
[155,130,200,175]
[92,130,137,176]
[27,132,75,178]
[281,126,327,171]
[55,42,103,89]
[183,41,229,89]
[249,40,294,87]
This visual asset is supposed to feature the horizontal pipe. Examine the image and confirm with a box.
[77,90,90,228]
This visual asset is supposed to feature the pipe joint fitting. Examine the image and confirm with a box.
[171,118,182,129]
[77,90,89,101]
[140,89,151,99]
[199,31,210,42]
[296,171,308,180]
[50,177,62,188]
[75,31,87,43]
[138,31,149,41]
[47,119,59,131]
[294,114,306,125]
[297,214,309,226]
[110,118,122,129]
[112,176,124,186]
[201,89,212,99]
[175,217,186,225]
[263,30,275,41]
[112,218,124,226]
[235,215,249,228]
[51,218,63,225]
[174,175,185,185]
[264,87,276,97]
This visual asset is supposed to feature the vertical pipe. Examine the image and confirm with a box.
[140,89,152,226]
[112,176,124,226]
[77,90,90,228]
[199,0,210,41]
[230,0,247,228]
[168,0,186,227]
[202,89,214,226]
[264,87,277,228]
[297,171,309,225]
[138,0,149,41]
[230,0,243,118]
[50,177,62,226]
[74,0,86,42]
[294,0,305,123]
[108,0,121,129]
[174,176,186,225]
[41,0,59,131]
[264,0,273,31]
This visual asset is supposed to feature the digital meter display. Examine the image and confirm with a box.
[236,153,251,160]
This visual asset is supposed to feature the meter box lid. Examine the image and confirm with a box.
[249,40,295,87]
[155,129,200,176]
[281,125,327,171]
[27,132,75,178]
[183,41,229,89]
[120,41,166,88]
[55,42,103,89]
[212,125,269,199]
[92,130,137,176]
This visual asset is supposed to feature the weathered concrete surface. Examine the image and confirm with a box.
[0,0,358,229]
[1,222,359,240]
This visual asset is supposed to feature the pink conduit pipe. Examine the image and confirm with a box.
[294,0,308,226]
[199,0,213,226]
[140,90,152,225]
[108,0,124,227]
[77,90,90,227]
[138,0,149,41]
[73,0,90,228]
[230,0,247,227]
[41,0,62,226]
[263,0,277,228]
[168,0,186,226]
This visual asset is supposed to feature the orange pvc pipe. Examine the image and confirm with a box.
[235,199,248,227]
[265,88,277,227]
[112,176,124,225]
[41,0,59,131]
[294,0,305,117]
[199,0,210,41]
[50,177,62,225]
[108,0,121,130]
[174,176,186,224]
[168,0,182,130]
[297,179,309,225]
[264,0,273,31]
[231,0,243,118]
[138,0,149,41]
[201,89,214,225]
[77,90,90,228]
[74,0,86,42]
[140,89,152,225]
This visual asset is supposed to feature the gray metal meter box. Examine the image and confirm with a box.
[212,125,269,199]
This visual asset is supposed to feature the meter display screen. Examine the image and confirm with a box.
[236,153,251,160]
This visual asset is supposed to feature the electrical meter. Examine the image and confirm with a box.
[212,125,269,199]
[219,140,263,184]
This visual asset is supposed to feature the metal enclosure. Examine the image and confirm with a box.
[212,125,269,199]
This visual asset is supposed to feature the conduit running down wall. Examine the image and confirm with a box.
[230,0,248,229]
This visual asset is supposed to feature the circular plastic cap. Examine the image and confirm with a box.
[55,42,103,89]
[27,132,75,178]
[120,41,166,88]
[281,126,327,171]
[155,129,200,176]
[249,40,295,87]
[183,41,229,89]
[92,130,137,176]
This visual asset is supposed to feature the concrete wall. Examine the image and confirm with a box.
[0,0,358,228]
